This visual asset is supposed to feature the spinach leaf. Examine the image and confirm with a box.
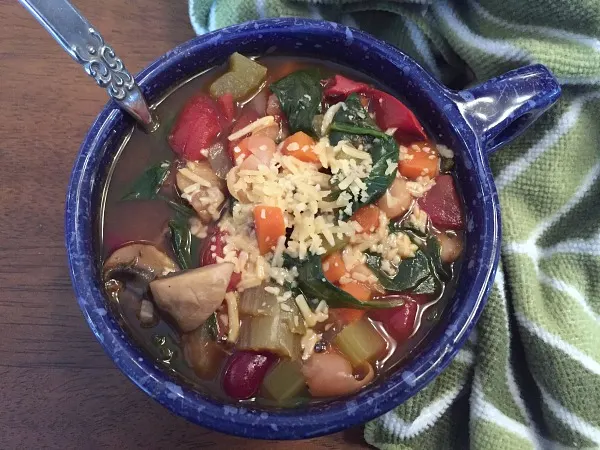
[165,222,216,343]
[359,136,398,206]
[168,218,193,270]
[330,134,398,217]
[412,275,439,295]
[331,94,378,130]
[389,220,428,238]
[364,232,449,294]
[296,255,405,309]
[158,195,196,217]
[270,70,322,136]
[282,253,300,270]
[425,235,451,281]
[365,251,431,293]
[121,161,170,201]
[205,313,219,341]
[189,230,202,269]
[327,95,398,216]
[329,122,388,140]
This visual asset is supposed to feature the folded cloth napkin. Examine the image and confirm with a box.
[188,1,600,448]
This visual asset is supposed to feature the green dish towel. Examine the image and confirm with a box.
[188,1,600,448]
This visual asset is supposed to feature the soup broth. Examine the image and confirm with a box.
[100,55,464,406]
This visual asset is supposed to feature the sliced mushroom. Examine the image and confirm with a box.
[103,244,178,326]
[176,161,226,223]
[301,352,375,397]
[103,243,179,293]
[104,243,178,277]
[150,262,234,332]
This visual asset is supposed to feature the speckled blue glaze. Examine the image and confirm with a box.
[65,18,560,440]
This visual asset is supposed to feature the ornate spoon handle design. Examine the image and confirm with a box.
[19,0,156,131]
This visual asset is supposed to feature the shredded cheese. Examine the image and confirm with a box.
[437,144,454,159]
[406,176,436,197]
[178,167,212,187]
[301,328,321,360]
[294,295,329,327]
[407,205,428,233]
[225,292,240,343]
[321,102,344,136]
[228,116,276,141]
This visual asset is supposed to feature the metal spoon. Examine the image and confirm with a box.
[19,0,156,131]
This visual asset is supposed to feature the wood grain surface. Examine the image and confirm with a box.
[0,2,368,448]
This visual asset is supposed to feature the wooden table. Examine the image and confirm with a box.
[0,2,367,448]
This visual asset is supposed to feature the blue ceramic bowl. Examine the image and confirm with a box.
[65,18,560,440]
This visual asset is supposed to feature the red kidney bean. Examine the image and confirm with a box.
[222,351,276,400]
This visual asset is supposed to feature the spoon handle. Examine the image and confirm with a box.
[19,0,155,131]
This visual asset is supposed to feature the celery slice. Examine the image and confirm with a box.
[262,359,307,403]
[209,53,267,100]
[238,314,301,359]
[239,284,305,335]
[239,285,277,316]
[333,319,386,366]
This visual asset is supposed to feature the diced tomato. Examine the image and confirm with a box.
[324,74,370,98]
[227,109,261,162]
[218,93,236,122]
[418,175,464,230]
[168,93,226,161]
[370,300,418,343]
[200,228,241,291]
[368,89,426,140]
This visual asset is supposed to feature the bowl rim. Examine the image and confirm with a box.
[65,17,500,440]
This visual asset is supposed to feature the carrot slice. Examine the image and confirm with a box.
[339,281,372,302]
[322,252,346,283]
[281,131,320,164]
[330,308,365,325]
[253,205,286,255]
[399,142,440,180]
[351,204,381,234]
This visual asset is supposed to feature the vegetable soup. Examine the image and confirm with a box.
[101,54,465,406]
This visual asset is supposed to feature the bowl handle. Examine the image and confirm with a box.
[456,64,561,155]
